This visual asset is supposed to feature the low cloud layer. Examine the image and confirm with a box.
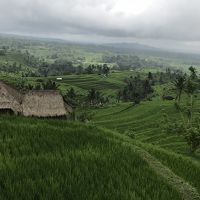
[0,0,200,52]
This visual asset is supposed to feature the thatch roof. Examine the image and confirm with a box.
[0,81,22,113]
[22,90,68,117]
[0,81,71,117]
[0,81,22,103]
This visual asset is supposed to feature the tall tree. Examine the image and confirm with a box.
[102,64,110,76]
[173,74,186,103]
[42,80,58,90]
[189,66,197,80]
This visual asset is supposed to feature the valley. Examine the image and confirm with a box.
[0,35,200,199]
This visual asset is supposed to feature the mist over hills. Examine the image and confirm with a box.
[1,33,200,65]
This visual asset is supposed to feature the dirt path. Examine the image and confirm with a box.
[136,146,200,200]
[132,143,200,200]
[100,127,200,199]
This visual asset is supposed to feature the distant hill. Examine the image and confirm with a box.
[104,42,160,52]
[1,33,200,66]
[103,42,200,64]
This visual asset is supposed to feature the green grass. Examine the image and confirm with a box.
[0,116,182,200]
[1,36,200,199]
[90,97,200,198]
[26,71,132,96]
[0,51,26,66]
[140,143,200,194]
[91,98,200,157]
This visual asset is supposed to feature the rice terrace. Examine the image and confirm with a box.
[0,0,200,199]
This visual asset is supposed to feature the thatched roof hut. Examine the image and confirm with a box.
[0,81,71,117]
[22,91,68,117]
[0,81,22,114]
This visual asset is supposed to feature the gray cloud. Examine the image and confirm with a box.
[0,0,200,52]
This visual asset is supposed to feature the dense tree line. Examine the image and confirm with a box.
[0,48,172,78]
[0,62,22,73]
[0,49,111,77]
[0,46,9,55]
[102,55,163,70]
[64,87,109,109]
[85,64,110,76]
[146,68,183,85]
[15,78,59,91]
[37,60,110,77]
[118,75,154,104]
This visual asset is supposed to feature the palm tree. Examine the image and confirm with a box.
[173,74,186,103]
[189,66,197,80]
[184,79,197,122]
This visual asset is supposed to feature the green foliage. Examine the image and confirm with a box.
[34,83,42,90]
[185,127,200,154]
[87,88,108,106]
[42,79,58,90]
[102,54,163,70]
[91,99,195,154]
[189,66,198,80]
[64,87,78,107]
[1,36,200,199]
[76,111,93,122]
[64,87,108,109]
[0,49,6,56]
[161,111,200,154]
[161,113,185,135]
[85,64,110,76]
[143,144,200,194]
[0,116,181,200]
[16,77,27,90]
[124,128,136,139]
[161,67,200,153]
[119,75,154,104]
[173,73,186,103]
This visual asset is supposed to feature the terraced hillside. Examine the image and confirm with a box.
[0,50,26,64]
[91,98,200,156]
[0,116,190,200]
[90,98,200,197]
[56,73,125,94]
[0,36,200,199]
[26,71,132,96]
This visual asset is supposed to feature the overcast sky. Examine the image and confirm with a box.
[1,0,200,53]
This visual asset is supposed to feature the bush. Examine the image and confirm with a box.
[76,111,93,122]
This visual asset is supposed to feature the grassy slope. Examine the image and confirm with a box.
[91,97,200,196]
[91,98,200,156]
[0,116,183,200]
[0,51,26,66]
[141,143,200,194]
[0,51,32,80]
[26,71,131,97]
